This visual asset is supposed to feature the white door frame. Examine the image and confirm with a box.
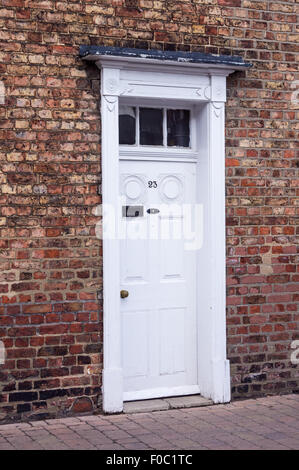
[89,54,247,413]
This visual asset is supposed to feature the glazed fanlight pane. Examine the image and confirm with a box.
[139,108,163,146]
[119,105,136,145]
[167,109,190,147]
[118,106,190,147]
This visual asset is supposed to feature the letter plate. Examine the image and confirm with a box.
[122,205,144,218]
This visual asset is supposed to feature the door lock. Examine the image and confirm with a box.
[120,290,129,299]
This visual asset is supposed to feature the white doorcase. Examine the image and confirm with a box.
[92,56,248,413]
[120,160,199,401]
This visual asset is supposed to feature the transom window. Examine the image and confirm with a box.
[119,106,190,148]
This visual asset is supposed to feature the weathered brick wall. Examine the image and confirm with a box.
[0,0,298,421]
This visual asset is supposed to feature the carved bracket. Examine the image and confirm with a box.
[212,102,224,118]
[103,95,118,112]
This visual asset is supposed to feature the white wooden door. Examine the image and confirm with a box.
[120,160,198,401]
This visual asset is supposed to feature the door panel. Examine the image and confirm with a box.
[120,160,198,400]
[159,307,185,375]
[123,310,149,378]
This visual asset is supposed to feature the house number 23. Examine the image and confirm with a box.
[148,180,157,188]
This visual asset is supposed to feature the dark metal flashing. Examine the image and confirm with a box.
[79,45,252,69]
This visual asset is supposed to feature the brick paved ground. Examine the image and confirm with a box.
[0,394,298,450]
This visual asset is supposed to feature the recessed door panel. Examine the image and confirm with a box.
[122,310,149,378]
[159,307,185,376]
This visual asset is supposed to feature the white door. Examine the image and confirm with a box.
[120,160,198,401]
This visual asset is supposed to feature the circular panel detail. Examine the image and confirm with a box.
[160,175,183,202]
[124,177,144,201]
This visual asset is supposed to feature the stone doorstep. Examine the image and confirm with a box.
[123,395,214,414]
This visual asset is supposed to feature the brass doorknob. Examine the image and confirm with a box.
[120,290,129,299]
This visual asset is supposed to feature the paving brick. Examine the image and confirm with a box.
[0,395,294,450]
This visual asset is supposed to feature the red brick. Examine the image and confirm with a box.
[0,0,297,421]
